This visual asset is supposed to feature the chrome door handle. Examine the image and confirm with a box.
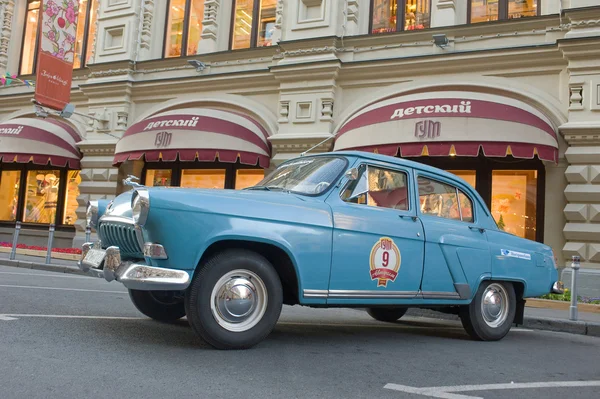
[469,226,485,233]
[400,215,418,222]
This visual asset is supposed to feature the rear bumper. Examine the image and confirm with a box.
[551,281,565,294]
[78,242,190,291]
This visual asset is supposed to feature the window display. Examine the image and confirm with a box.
[491,170,537,240]
[24,170,61,224]
[73,0,98,68]
[232,0,277,49]
[181,169,226,189]
[63,171,81,225]
[20,1,40,75]
[371,0,430,34]
[164,0,204,57]
[447,170,476,189]
[0,171,21,222]
[470,0,538,23]
[145,169,173,187]
[235,170,265,190]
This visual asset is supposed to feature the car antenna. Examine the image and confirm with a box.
[300,135,335,157]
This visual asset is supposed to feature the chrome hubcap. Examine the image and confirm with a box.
[481,283,509,328]
[210,270,267,332]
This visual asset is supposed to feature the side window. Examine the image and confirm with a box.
[458,191,474,223]
[418,176,475,222]
[342,165,409,211]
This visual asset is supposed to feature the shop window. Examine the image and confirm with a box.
[371,0,431,34]
[63,171,81,225]
[447,170,476,189]
[24,170,61,224]
[181,169,226,189]
[341,165,409,210]
[19,0,98,75]
[469,0,538,23]
[0,171,21,222]
[164,0,205,58]
[235,169,265,190]
[491,170,537,240]
[145,169,173,187]
[231,0,277,50]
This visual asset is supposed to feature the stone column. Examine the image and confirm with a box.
[198,0,221,54]
[431,0,460,28]
[558,19,600,296]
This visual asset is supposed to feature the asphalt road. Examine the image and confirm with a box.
[0,265,599,399]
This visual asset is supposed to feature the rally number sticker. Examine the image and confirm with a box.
[369,237,401,287]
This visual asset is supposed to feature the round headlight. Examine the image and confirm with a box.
[131,189,149,226]
[86,201,99,228]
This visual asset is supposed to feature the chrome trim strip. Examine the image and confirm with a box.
[421,291,461,299]
[328,290,418,299]
[303,289,328,298]
[99,215,134,224]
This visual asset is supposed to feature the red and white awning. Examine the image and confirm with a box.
[113,108,271,168]
[334,91,559,163]
[0,117,82,168]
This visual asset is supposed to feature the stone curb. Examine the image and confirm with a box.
[406,308,600,338]
[0,257,86,276]
[1,259,599,338]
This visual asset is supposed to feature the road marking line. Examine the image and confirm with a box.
[0,315,18,321]
[0,271,90,279]
[384,380,600,399]
[0,284,126,294]
[1,314,144,320]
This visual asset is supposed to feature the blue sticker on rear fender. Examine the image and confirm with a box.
[501,249,531,260]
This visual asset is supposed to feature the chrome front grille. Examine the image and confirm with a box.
[98,222,143,258]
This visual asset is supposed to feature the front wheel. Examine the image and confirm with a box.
[185,249,283,350]
[366,307,407,323]
[129,289,186,321]
[460,281,516,341]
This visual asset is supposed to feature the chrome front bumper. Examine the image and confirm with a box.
[78,242,190,291]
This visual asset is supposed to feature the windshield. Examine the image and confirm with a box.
[248,156,347,195]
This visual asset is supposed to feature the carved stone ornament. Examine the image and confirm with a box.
[0,0,15,70]
[437,0,456,10]
[320,98,334,121]
[346,0,358,24]
[140,0,154,50]
[279,100,290,123]
[201,0,220,42]
[116,111,129,130]
[569,85,584,110]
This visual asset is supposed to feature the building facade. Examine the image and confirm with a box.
[1,0,600,292]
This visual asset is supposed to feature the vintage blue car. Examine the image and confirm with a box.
[80,151,563,349]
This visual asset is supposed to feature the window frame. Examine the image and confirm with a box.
[416,174,477,224]
[229,0,267,50]
[141,161,264,189]
[340,163,413,213]
[467,0,541,24]
[18,0,97,76]
[0,164,77,231]
[162,0,198,58]
[368,0,433,35]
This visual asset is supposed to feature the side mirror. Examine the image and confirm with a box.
[345,167,359,181]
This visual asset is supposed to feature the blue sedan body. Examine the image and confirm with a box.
[91,151,558,311]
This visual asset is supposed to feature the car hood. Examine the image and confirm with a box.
[100,189,135,221]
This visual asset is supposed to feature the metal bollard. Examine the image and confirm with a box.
[569,255,580,321]
[10,221,21,260]
[85,225,91,243]
[45,223,55,265]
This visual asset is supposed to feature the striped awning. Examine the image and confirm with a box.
[113,108,271,168]
[334,91,559,163]
[0,117,82,169]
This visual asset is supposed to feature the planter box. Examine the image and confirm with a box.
[526,298,600,314]
[0,246,80,261]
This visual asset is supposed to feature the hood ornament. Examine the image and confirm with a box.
[123,175,144,188]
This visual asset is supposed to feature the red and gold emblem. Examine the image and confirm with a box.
[369,237,401,287]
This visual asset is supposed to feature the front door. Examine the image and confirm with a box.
[326,162,425,304]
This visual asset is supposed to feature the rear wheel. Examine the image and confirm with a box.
[185,249,283,350]
[129,289,186,321]
[366,307,407,323]
[460,281,516,341]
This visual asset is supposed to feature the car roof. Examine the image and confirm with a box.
[309,150,470,186]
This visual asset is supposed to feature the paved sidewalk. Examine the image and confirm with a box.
[1,251,598,337]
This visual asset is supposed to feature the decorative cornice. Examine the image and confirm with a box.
[560,122,600,145]
[77,143,118,155]
[89,68,134,78]
[283,46,339,57]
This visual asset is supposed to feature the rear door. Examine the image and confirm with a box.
[416,172,491,300]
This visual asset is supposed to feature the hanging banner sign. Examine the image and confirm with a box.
[34,0,80,111]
